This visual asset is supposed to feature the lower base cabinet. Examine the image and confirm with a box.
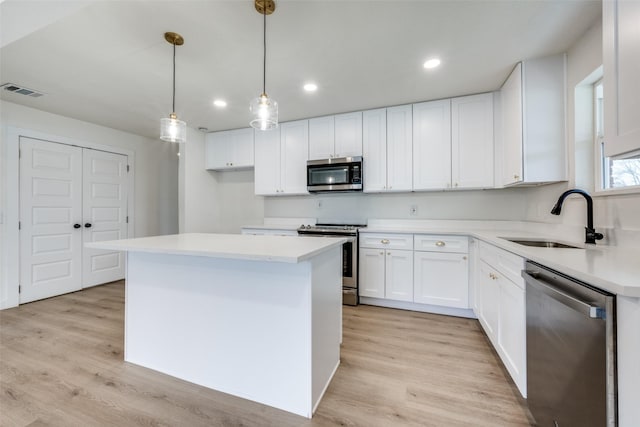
[414,251,469,308]
[359,247,413,302]
[476,243,526,398]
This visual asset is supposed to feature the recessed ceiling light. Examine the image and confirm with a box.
[423,58,441,69]
[213,99,227,107]
[303,83,318,92]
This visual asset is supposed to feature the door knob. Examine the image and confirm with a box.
[73,224,81,229]
[84,223,92,228]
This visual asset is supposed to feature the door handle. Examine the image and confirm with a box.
[73,223,81,229]
[84,223,92,228]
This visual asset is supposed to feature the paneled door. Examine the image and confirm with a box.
[82,149,128,288]
[19,137,128,303]
[19,138,83,303]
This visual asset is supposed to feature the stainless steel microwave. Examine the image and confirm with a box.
[307,156,363,193]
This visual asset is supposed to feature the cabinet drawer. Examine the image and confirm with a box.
[359,233,413,250]
[479,241,525,288]
[414,234,468,253]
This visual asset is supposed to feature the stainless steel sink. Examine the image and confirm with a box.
[503,239,583,249]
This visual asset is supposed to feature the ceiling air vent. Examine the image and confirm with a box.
[1,83,45,98]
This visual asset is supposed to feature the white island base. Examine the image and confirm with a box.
[95,234,344,418]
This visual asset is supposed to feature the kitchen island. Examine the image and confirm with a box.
[87,233,345,418]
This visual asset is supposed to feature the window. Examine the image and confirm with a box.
[594,79,640,191]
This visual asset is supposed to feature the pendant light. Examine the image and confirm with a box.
[250,0,278,131]
[160,32,187,143]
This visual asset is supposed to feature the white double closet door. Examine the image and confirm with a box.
[19,137,128,304]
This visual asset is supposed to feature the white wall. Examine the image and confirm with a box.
[522,19,640,244]
[0,100,179,308]
[179,131,265,233]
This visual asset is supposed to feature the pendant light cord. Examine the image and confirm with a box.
[262,6,266,96]
[172,41,176,113]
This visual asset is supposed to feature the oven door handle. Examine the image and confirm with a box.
[522,270,605,319]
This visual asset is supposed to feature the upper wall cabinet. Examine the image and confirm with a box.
[255,120,309,196]
[451,93,495,189]
[603,0,640,157]
[413,94,494,191]
[205,128,255,170]
[363,106,412,193]
[413,99,451,190]
[499,54,567,186]
[309,112,362,160]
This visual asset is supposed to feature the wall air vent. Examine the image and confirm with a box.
[1,83,45,98]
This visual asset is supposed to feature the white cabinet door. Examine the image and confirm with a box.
[413,251,469,308]
[498,276,526,395]
[254,128,281,195]
[205,128,254,170]
[413,99,451,190]
[280,120,309,195]
[334,112,362,158]
[478,261,500,340]
[500,63,524,186]
[205,132,229,170]
[229,128,255,168]
[308,116,335,160]
[19,138,83,303]
[359,248,385,298]
[452,93,494,189]
[603,0,640,157]
[82,149,128,288]
[386,105,413,192]
[362,108,387,193]
[385,249,413,302]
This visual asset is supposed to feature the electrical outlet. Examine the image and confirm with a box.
[410,205,418,216]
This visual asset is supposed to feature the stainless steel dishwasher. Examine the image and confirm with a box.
[522,261,617,427]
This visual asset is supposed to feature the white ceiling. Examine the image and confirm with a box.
[0,0,601,138]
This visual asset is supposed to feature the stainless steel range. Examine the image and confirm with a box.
[297,223,365,306]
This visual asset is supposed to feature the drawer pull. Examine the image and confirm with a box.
[381,239,390,244]
[435,241,446,247]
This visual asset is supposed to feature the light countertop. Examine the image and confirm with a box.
[361,223,640,297]
[86,233,346,264]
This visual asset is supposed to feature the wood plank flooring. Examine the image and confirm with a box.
[0,281,533,426]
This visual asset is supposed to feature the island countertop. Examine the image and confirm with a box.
[86,233,346,264]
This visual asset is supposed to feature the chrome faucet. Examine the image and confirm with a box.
[550,189,604,244]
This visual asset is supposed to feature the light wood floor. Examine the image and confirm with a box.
[1,281,534,427]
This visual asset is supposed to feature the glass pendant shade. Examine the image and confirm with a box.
[250,94,278,130]
[160,113,187,143]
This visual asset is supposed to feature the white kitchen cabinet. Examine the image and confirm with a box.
[280,120,310,194]
[478,261,500,339]
[359,248,386,298]
[385,250,414,302]
[413,235,469,309]
[359,234,413,302]
[363,106,412,193]
[603,0,640,157]
[362,108,387,192]
[205,128,254,170]
[387,105,413,192]
[413,99,451,190]
[254,121,309,195]
[499,54,567,186]
[359,248,413,302]
[334,112,363,158]
[309,112,362,161]
[477,242,526,397]
[308,116,335,160]
[254,128,281,195]
[451,93,494,188]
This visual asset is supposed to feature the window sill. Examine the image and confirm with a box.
[593,186,640,197]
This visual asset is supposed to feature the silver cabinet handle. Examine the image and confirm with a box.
[435,241,445,247]
[379,251,384,255]
[381,239,390,244]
